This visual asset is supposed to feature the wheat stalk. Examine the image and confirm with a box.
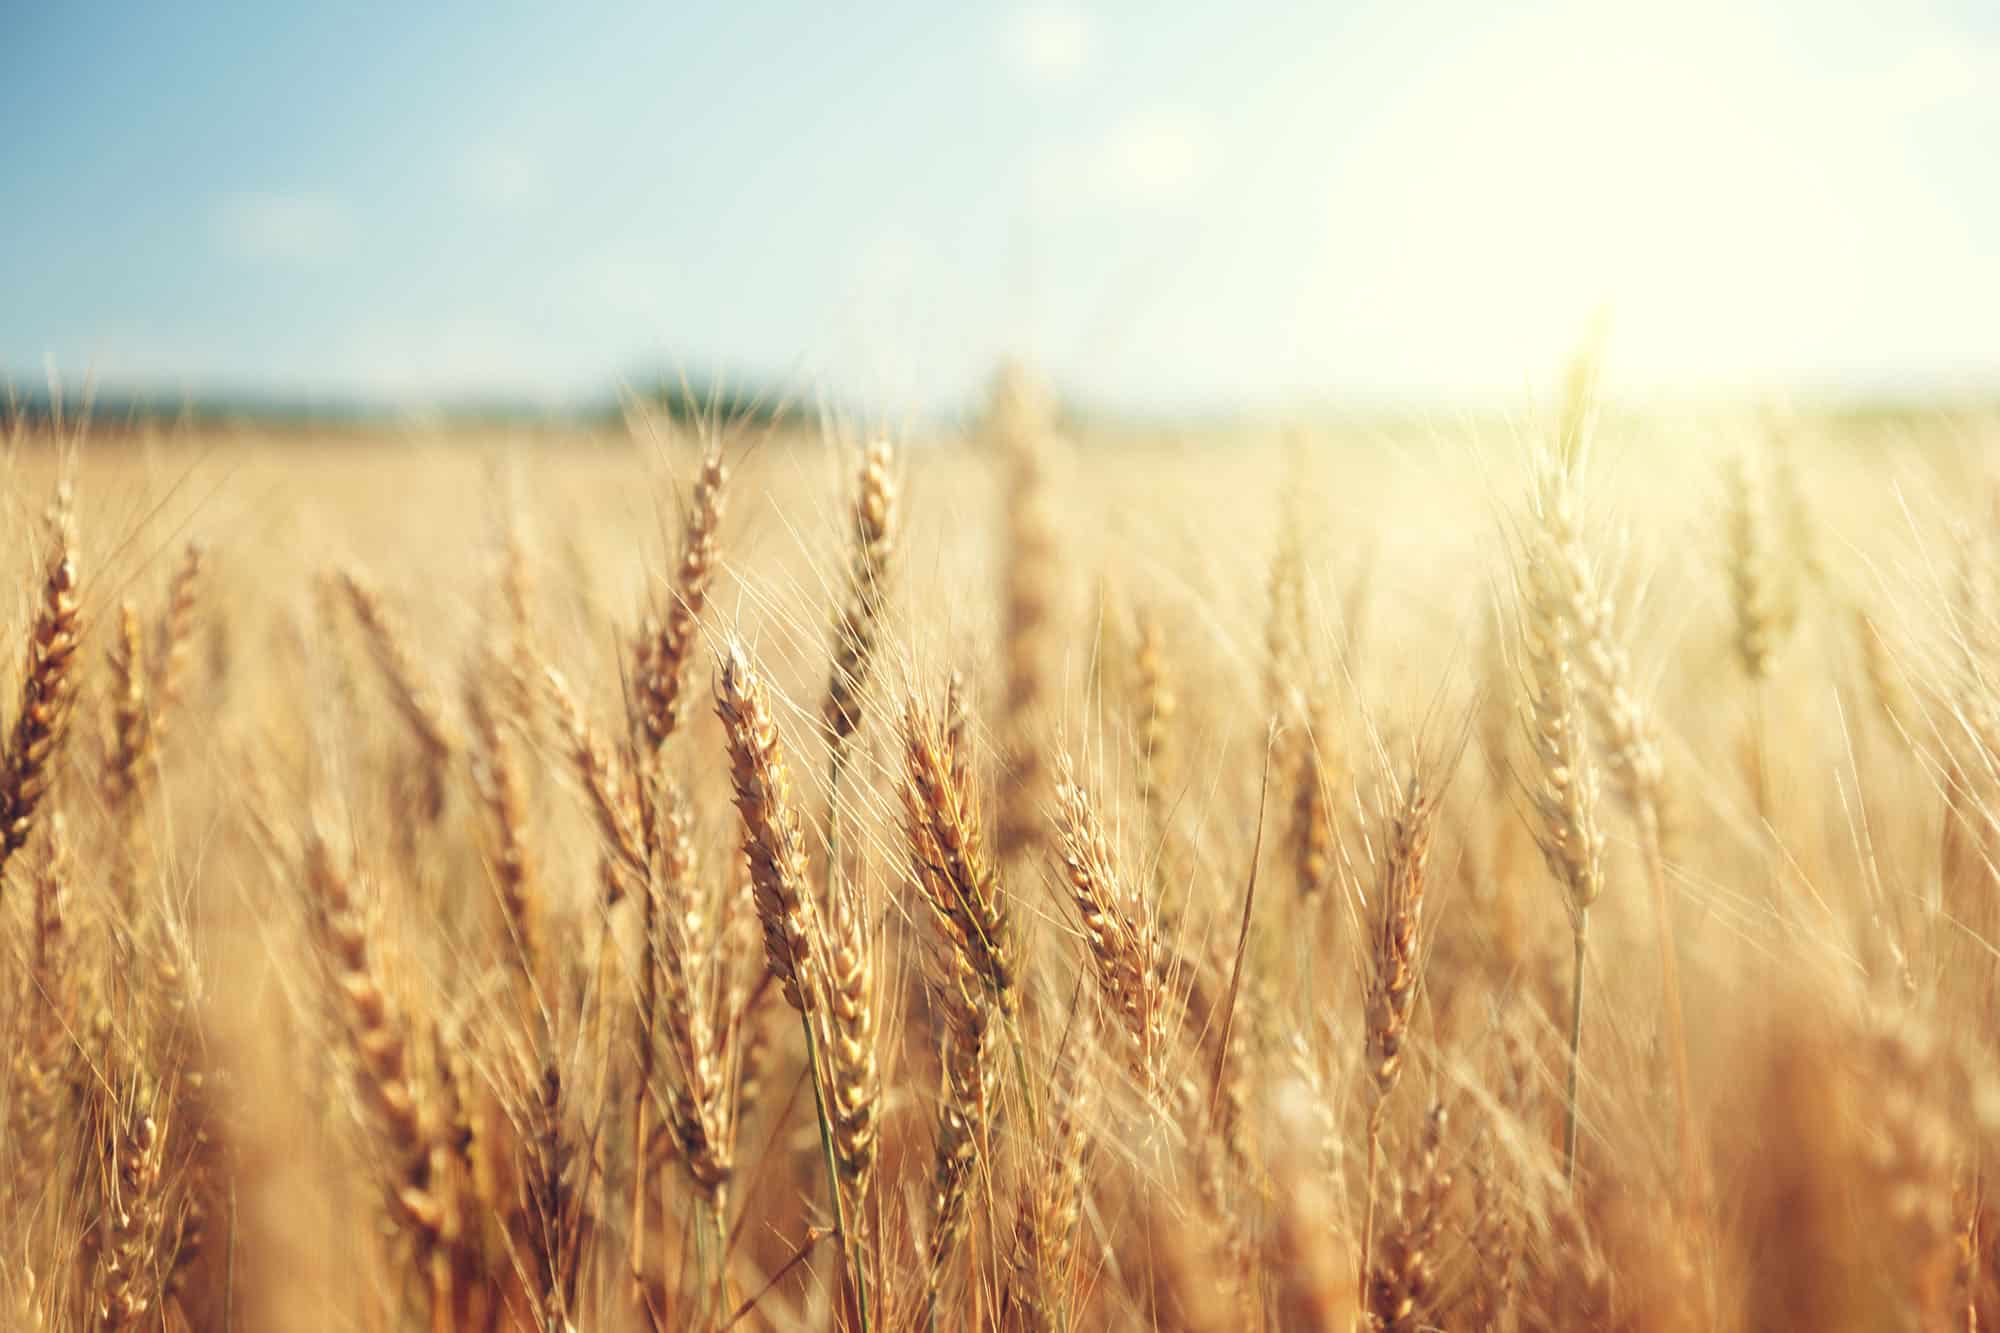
[1528,423,1700,1218]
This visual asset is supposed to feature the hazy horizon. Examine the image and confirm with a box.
[7,0,1998,416]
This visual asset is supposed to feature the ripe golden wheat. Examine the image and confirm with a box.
[2,377,1998,1332]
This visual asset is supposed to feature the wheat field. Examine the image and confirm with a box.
[2,372,1996,1331]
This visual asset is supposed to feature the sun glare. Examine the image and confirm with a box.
[1341,9,1907,396]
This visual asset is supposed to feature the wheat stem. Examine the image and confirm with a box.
[801,1010,868,1333]
[1639,798,1703,1222]
[1563,916,1589,1188]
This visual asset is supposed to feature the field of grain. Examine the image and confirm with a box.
[3,374,1997,1330]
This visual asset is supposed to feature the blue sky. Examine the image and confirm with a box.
[4,0,1998,414]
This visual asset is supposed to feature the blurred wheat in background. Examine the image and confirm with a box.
[4,359,2000,1331]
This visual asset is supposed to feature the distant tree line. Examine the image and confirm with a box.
[0,368,809,435]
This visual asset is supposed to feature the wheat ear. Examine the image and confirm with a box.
[715,640,867,1331]
[634,440,726,749]
[0,499,82,883]
[824,439,898,764]
[1359,772,1437,1308]
[1052,751,1166,1097]
[1519,517,1606,1188]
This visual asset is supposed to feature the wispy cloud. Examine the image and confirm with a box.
[213,192,351,263]
[1032,109,1214,214]
[1009,6,1093,85]
[455,145,544,209]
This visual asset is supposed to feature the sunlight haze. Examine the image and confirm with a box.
[4,0,1996,413]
